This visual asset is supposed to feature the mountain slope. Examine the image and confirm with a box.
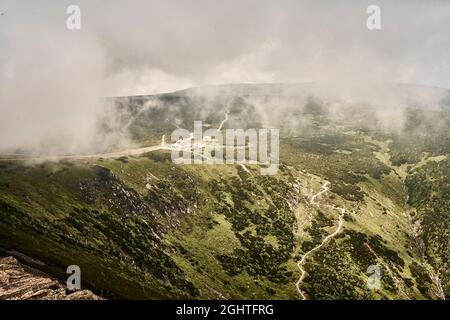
[0,83,448,299]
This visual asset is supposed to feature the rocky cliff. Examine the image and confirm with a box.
[0,256,101,300]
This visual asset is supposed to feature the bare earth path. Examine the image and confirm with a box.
[0,145,163,162]
[217,110,229,132]
[1,110,232,163]
[295,181,345,300]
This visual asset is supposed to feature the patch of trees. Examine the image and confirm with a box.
[406,160,450,296]
[209,173,297,284]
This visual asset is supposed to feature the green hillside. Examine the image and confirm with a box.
[0,84,448,299]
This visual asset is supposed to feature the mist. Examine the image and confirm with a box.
[0,0,449,155]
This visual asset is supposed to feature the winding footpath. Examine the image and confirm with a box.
[217,110,229,132]
[295,181,345,300]
[2,110,232,163]
[0,145,163,162]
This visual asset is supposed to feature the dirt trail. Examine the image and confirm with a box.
[217,110,229,132]
[0,145,162,162]
[295,181,345,300]
[0,110,232,163]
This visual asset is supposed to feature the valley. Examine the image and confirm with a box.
[0,83,448,300]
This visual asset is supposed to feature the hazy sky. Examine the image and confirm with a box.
[0,0,449,152]
[1,0,449,95]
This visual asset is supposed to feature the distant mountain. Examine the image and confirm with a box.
[126,82,450,111]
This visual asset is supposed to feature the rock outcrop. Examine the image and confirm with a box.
[0,256,101,300]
